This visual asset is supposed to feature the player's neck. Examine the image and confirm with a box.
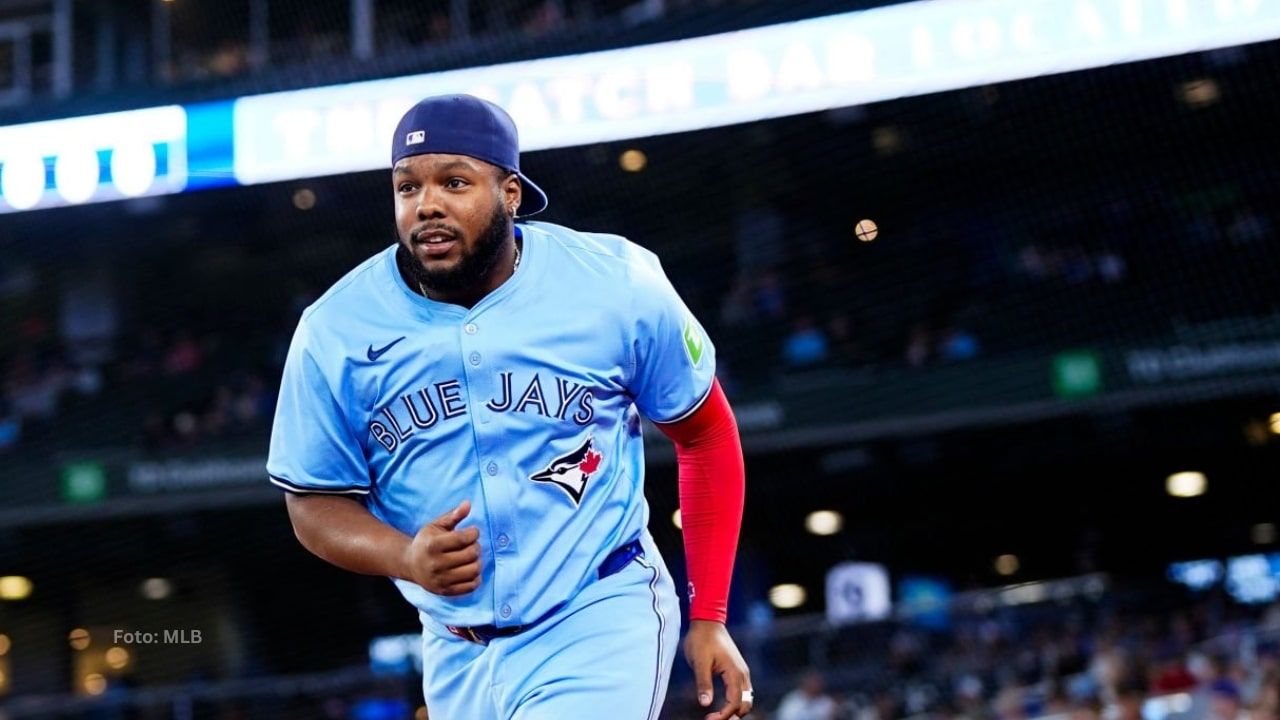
[406,237,521,309]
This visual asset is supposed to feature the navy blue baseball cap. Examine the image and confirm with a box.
[392,94,548,218]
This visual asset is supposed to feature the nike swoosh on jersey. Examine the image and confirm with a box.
[367,337,407,361]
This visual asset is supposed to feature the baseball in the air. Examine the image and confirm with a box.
[855,218,878,242]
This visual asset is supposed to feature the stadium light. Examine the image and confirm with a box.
[0,577,32,601]
[769,583,807,609]
[1253,523,1276,545]
[68,628,90,650]
[1166,471,1207,498]
[1179,78,1221,108]
[140,577,173,600]
[83,673,107,695]
[619,150,647,172]
[292,188,317,210]
[805,510,843,536]
[994,554,1020,576]
[105,647,130,670]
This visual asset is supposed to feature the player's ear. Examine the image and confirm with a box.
[500,172,522,217]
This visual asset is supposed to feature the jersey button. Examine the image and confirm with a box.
[464,323,478,335]
[497,533,510,548]
[469,351,481,366]
[486,462,498,476]
[500,604,512,618]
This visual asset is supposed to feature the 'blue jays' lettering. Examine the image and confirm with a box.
[369,372,595,453]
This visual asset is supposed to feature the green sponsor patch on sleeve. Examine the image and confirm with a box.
[682,315,705,368]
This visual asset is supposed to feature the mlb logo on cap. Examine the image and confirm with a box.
[406,130,425,145]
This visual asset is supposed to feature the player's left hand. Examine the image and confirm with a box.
[683,619,753,719]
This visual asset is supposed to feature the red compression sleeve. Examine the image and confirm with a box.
[656,378,745,623]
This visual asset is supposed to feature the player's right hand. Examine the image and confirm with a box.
[402,500,482,596]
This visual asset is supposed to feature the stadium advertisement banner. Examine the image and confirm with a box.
[1,0,1278,213]
[125,456,269,494]
[229,0,1280,186]
[0,452,271,514]
[0,106,190,214]
[1124,340,1280,385]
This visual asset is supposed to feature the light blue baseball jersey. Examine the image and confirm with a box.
[267,221,716,629]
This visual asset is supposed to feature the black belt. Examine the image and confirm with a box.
[446,539,644,645]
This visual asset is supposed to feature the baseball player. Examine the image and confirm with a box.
[267,93,752,719]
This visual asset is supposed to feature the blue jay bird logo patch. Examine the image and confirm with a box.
[530,437,602,506]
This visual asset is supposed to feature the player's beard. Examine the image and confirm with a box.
[398,203,510,296]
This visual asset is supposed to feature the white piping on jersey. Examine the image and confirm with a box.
[637,554,670,720]
[269,475,370,496]
[649,381,714,426]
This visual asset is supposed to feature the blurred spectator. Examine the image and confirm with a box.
[752,271,789,321]
[1097,249,1127,285]
[777,669,838,720]
[825,314,867,367]
[1151,651,1200,694]
[0,396,20,452]
[522,0,569,35]
[163,331,204,375]
[856,690,900,720]
[5,350,64,422]
[783,315,830,368]
[993,682,1029,720]
[734,194,787,275]
[1038,679,1074,719]
[1248,666,1280,720]
[937,321,980,363]
[1226,203,1275,247]
[720,276,757,328]
[59,267,119,366]
[1208,678,1248,720]
[125,327,167,378]
[906,322,934,367]
[1068,695,1104,720]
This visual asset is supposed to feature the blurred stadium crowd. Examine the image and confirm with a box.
[738,587,1280,720]
[3,0,1280,718]
[3,145,1277,455]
